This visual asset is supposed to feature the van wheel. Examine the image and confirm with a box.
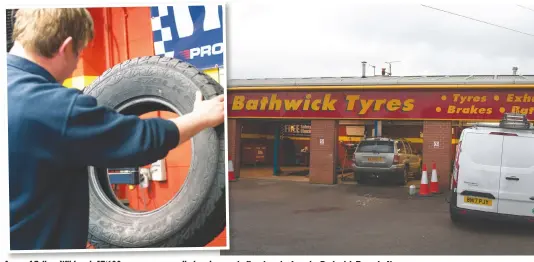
[450,212,460,224]
[83,56,226,248]
[449,206,463,225]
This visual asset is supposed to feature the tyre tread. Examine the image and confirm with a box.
[85,56,226,248]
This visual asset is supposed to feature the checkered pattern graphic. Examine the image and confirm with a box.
[151,6,176,57]
[150,5,223,58]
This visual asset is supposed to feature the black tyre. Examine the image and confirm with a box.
[398,168,408,186]
[83,56,226,248]
[6,9,17,52]
[449,193,466,225]
[449,207,463,225]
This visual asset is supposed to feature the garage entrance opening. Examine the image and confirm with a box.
[340,120,424,187]
[240,119,311,182]
[341,120,462,191]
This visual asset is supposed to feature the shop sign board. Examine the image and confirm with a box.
[281,124,311,137]
[150,5,225,70]
[228,89,534,121]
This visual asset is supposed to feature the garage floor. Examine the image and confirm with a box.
[240,168,423,186]
[239,166,309,182]
[338,172,421,188]
[223,179,534,255]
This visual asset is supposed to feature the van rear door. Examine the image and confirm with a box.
[497,134,534,217]
[456,131,503,213]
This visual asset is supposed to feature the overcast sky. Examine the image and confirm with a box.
[226,1,534,79]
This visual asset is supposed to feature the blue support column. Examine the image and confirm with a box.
[273,125,281,176]
[374,120,378,137]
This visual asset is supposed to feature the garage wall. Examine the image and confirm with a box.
[65,7,155,89]
[240,123,273,166]
[423,121,452,191]
[309,120,338,184]
[241,138,305,166]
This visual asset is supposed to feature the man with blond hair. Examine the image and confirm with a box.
[7,8,225,250]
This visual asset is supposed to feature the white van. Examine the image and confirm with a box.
[450,113,534,224]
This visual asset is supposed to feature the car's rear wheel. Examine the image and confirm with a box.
[398,168,408,186]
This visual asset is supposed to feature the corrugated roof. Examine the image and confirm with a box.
[229,75,534,87]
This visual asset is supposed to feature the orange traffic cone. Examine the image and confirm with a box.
[430,162,440,194]
[419,164,430,196]
[228,157,236,182]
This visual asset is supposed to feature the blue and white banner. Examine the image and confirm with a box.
[150,5,225,70]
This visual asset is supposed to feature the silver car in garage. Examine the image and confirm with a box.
[352,137,421,185]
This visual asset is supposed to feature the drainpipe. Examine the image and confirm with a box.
[273,125,281,176]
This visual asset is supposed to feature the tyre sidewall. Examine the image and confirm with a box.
[85,58,220,247]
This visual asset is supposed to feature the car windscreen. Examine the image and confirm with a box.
[356,141,394,153]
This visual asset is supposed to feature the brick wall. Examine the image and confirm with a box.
[422,121,452,191]
[309,120,338,184]
[228,119,242,179]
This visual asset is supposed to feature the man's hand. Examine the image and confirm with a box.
[169,90,225,145]
[192,91,225,128]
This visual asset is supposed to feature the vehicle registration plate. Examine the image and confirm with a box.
[464,196,492,206]
[367,157,383,162]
